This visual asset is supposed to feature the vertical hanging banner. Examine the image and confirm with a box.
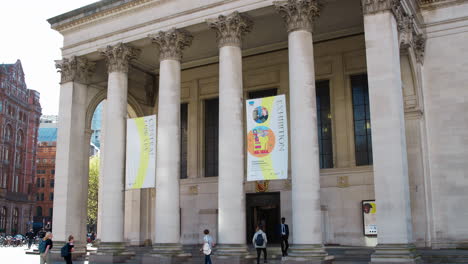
[125,115,156,189]
[246,95,288,181]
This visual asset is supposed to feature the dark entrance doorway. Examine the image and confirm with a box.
[246,192,281,244]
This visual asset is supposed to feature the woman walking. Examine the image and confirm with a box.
[62,235,75,264]
[39,232,53,264]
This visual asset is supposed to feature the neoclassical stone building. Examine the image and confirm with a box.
[48,0,468,263]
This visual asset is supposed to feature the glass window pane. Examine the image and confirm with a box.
[204,98,219,177]
[316,80,333,169]
[180,103,188,179]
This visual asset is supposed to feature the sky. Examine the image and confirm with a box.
[0,0,98,115]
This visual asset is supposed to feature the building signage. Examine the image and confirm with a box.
[125,115,156,189]
[362,200,377,236]
[246,95,288,181]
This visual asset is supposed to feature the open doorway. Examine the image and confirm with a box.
[246,192,281,244]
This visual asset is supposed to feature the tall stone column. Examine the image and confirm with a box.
[53,56,94,256]
[207,11,252,258]
[148,28,192,255]
[95,43,140,259]
[362,1,420,263]
[274,1,332,263]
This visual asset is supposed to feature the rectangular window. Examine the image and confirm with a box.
[40,193,44,201]
[180,103,188,179]
[204,98,219,177]
[51,170,55,175]
[49,208,53,217]
[248,88,278,99]
[49,192,54,201]
[50,179,54,188]
[316,80,333,169]
[351,74,373,166]
[36,178,40,188]
[41,178,45,188]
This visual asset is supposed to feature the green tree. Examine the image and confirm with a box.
[87,155,99,231]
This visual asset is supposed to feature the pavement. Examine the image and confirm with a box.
[0,244,91,264]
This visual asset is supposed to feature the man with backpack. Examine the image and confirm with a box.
[61,235,75,264]
[252,224,268,264]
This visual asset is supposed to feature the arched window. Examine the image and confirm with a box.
[5,125,12,141]
[12,208,18,234]
[36,206,42,217]
[16,130,23,146]
[0,207,7,232]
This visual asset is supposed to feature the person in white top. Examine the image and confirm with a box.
[252,225,268,264]
[201,229,214,264]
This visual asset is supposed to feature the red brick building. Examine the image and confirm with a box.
[34,120,57,231]
[0,60,41,235]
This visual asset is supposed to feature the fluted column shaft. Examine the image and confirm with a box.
[149,29,193,249]
[208,12,252,250]
[99,43,140,246]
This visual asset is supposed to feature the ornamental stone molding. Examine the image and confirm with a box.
[55,56,95,84]
[274,0,321,33]
[148,28,193,61]
[100,42,141,73]
[361,0,394,14]
[207,11,253,48]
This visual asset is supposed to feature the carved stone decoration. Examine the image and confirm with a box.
[100,42,141,73]
[55,56,95,84]
[413,33,426,63]
[274,0,321,33]
[207,11,253,48]
[149,28,193,61]
[361,0,394,15]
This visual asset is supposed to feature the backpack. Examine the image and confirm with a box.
[255,233,264,246]
[202,242,211,255]
[60,243,70,257]
[38,240,47,253]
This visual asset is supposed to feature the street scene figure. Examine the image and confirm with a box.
[25,229,35,249]
[39,232,53,264]
[252,225,268,264]
[201,229,214,264]
[279,217,289,256]
[61,235,75,264]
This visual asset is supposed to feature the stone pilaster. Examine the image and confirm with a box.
[90,42,140,263]
[207,11,253,48]
[207,12,252,261]
[145,28,192,259]
[274,1,333,263]
[362,2,422,264]
[274,0,320,33]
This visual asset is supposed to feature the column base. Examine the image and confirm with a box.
[141,243,191,264]
[212,244,251,264]
[282,244,334,263]
[370,244,422,264]
[49,240,87,261]
[89,242,133,263]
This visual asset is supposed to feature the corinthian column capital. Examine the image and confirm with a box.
[55,56,95,84]
[100,42,140,73]
[274,0,321,33]
[149,28,193,61]
[207,11,253,48]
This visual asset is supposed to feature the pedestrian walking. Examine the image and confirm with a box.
[61,235,75,264]
[252,225,267,264]
[25,229,35,249]
[201,229,215,264]
[38,232,53,264]
[278,217,289,256]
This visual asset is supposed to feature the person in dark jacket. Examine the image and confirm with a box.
[25,229,35,249]
[278,217,289,256]
[63,235,75,264]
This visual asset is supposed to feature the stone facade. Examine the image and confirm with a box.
[47,0,468,263]
[0,60,42,235]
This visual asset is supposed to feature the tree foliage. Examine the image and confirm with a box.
[87,155,99,230]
